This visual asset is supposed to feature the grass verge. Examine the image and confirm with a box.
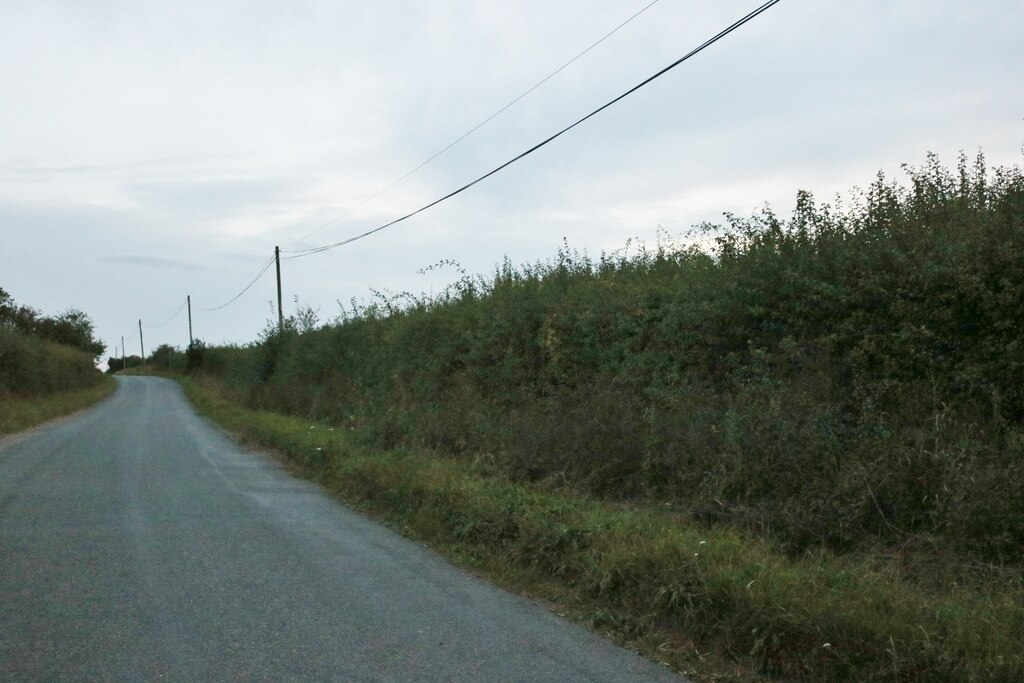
[0,375,116,436]
[181,376,1023,682]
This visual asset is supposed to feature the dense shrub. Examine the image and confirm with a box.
[200,152,1024,561]
[0,327,102,398]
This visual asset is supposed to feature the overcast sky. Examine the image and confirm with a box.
[2,0,1021,359]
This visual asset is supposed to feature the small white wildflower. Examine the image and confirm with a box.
[315,447,322,451]
[822,643,832,649]
[698,540,707,545]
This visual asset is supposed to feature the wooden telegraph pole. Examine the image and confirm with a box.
[275,246,283,335]
[187,295,193,347]
[138,319,145,365]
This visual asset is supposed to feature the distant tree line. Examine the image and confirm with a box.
[105,354,144,373]
[105,340,206,374]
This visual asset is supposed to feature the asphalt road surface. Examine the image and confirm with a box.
[1,377,684,681]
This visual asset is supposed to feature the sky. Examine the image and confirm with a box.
[1,0,1022,361]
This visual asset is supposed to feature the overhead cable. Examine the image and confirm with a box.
[146,297,188,328]
[281,0,664,252]
[197,255,277,312]
[284,0,782,260]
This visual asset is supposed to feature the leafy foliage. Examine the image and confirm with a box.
[200,152,1024,562]
[33,308,106,358]
[0,289,106,397]
[0,288,105,359]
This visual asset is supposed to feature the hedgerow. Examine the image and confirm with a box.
[202,151,1024,562]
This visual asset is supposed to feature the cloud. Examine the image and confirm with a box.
[97,254,206,272]
[1,0,1021,353]
[124,176,307,219]
[3,155,229,180]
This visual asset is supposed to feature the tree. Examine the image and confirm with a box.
[186,338,206,372]
[148,344,177,369]
[34,308,106,359]
[0,287,12,322]
[106,355,143,373]
[0,287,41,332]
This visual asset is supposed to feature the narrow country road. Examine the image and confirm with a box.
[0,377,683,681]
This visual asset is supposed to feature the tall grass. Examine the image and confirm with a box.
[199,152,1024,564]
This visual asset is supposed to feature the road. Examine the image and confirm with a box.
[0,376,683,681]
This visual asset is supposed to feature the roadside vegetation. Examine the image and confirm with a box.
[173,152,1022,680]
[0,288,112,434]
[183,375,1021,682]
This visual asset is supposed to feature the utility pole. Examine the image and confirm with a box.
[275,245,283,335]
[187,294,193,347]
[139,319,145,365]
[121,335,125,370]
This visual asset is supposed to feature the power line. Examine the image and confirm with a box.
[158,0,779,321]
[281,0,664,252]
[197,255,277,312]
[146,297,188,329]
[284,0,783,260]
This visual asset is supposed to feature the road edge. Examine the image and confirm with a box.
[0,376,118,449]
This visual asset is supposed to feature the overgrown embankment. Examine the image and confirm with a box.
[199,153,1024,564]
[0,328,100,396]
[0,293,112,434]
